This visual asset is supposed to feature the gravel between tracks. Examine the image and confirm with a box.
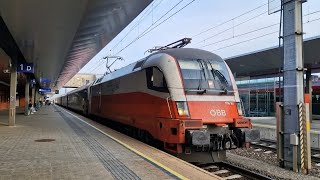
[226,148,320,180]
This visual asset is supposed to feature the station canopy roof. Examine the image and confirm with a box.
[225,36,320,78]
[0,0,151,90]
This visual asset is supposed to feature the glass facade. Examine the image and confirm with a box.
[236,77,279,117]
[236,75,320,117]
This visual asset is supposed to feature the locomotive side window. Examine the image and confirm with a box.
[146,67,168,92]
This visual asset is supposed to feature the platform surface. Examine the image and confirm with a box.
[250,117,320,130]
[0,105,220,180]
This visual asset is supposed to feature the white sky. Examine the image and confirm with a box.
[79,0,320,75]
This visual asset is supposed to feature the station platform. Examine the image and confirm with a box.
[0,105,220,180]
[250,117,320,130]
[250,117,320,149]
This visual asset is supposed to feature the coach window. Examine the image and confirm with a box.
[146,67,168,92]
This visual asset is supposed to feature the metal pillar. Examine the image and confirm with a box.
[24,78,30,116]
[9,58,17,126]
[305,68,312,123]
[35,88,38,107]
[282,0,310,173]
[31,86,35,106]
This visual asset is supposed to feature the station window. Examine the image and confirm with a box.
[146,67,168,92]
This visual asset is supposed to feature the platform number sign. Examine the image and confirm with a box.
[17,63,34,73]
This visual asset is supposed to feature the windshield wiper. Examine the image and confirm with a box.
[213,69,229,86]
[197,59,207,93]
[206,60,229,91]
[186,89,234,94]
[185,89,207,94]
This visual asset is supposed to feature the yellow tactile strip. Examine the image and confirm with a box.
[57,105,222,180]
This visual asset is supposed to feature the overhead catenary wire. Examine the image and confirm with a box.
[210,15,320,52]
[86,0,196,74]
[111,0,185,54]
[199,23,279,48]
[84,51,110,73]
[88,57,108,73]
[114,0,196,55]
[194,9,271,46]
[307,16,320,23]
[84,0,164,73]
[211,31,279,52]
[85,0,188,73]
[305,9,320,17]
[84,0,320,75]
[110,0,165,51]
[195,6,320,48]
[87,1,278,74]
[87,12,320,75]
[137,0,196,41]
[191,1,273,38]
[198,9,320,49]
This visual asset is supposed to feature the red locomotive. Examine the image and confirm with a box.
[57,39,259,163]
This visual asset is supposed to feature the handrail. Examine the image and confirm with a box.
[166,97,173,118]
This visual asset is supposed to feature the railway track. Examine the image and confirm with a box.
[198,162,273,180]
[251,139,320,163]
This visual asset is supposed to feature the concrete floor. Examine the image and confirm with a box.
[0,105,220,180]
[250,117,320,130]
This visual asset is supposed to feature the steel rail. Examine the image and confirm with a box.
[251,139,320,163]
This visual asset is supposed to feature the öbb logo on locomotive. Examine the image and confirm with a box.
[56,39,260,163]
[209,109,226,117]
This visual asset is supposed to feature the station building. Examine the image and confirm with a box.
[235,75,320,117]
[225,35,320,118]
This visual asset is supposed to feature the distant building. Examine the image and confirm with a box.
[64,74,96,88]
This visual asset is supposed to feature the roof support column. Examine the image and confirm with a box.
[31,85,35,106]
[35,88,39,109]
[9,57,17,126]
[24,77,30,116]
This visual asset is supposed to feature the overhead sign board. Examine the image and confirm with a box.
[39,88,51,93]
[17,62,34,73]
[40,78,51,84]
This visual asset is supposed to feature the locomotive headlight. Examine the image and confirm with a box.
[236,102,244,116]
[176,101,190,116]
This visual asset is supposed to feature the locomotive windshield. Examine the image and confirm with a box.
[178,59,233,94]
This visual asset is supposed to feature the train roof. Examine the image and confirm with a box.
[92,48,223,86]
[61,82,92,97]
[158,48,223,62]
